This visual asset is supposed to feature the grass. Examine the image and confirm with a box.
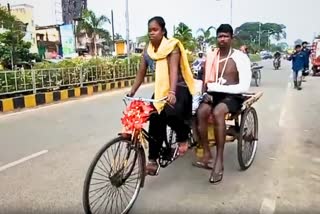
[249,54,261,62]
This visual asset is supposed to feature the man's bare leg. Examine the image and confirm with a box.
[210,103,229,184]
[193,103,213,168]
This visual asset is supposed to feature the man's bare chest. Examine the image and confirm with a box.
[217,58,238,77]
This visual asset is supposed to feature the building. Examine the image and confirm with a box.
[10,4,38,53]
[36,25,62,59]
[62,0,86,24]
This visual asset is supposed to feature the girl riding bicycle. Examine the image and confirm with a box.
[127,16,195,175]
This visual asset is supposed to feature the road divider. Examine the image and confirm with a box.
[0,76,154,113]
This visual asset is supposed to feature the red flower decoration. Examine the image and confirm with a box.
[121,100,154,132]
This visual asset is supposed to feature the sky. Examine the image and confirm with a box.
[1,0,319,46]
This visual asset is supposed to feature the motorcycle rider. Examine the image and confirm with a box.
[192,51,206,80]
[273,51,281,69]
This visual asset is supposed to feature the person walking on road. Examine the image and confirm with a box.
[288,44,306,90]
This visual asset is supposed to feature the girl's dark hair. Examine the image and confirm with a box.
[148,16,168,38]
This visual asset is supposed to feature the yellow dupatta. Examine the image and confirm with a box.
[147,37,195,112]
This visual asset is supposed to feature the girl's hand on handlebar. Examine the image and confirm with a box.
[126,90,135,97]
[167,92,176,106]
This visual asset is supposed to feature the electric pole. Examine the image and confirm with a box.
[125,0,130,69]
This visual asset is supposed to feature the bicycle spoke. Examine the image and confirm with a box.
[90,185,110,211]
[98,159,110,175]
[89,183,109,194]
[93,171,109,180]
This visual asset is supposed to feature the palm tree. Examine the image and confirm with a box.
[174,22,194,51]
[114,33,123,40]
[78,9,110,56]
[197,26,216,51]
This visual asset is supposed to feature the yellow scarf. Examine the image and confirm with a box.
[147,37,195,112]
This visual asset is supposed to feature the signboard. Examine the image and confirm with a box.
[60,24,76,57]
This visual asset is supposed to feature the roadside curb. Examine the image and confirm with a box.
[0,75,154,112]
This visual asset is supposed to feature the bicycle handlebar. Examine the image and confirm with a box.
[124,96,167,103]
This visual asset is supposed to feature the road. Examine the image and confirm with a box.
[0,60,320,214]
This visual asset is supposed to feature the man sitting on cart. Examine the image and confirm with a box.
[193,24,252,184]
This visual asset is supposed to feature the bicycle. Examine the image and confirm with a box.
[251,63,263,87]
[82,96,193,214]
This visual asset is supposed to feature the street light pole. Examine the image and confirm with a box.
[230,0,233,26]
[7,3,14,70]
[216,0,233,26]
[258,23,261,50]
[125,0,130,69]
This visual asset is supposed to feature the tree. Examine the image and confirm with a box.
[78,9,110,56]
[197,26,216,51]
[137,33,149,44]
[174,22,195,51]
[114,33,123,40]
[234,22,286,51]
[0,6,37,68]
[96,29,112,55]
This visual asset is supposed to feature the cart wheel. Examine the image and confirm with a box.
[83,136,145,214]
[237,107,258,170]
[255,70,261,87]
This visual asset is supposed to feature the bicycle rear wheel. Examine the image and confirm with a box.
[83,136,145,214]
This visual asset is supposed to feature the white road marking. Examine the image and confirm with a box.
[278,76,292,127]
[0,84,154,120]
[0,150,48,172]
[259,198,276,214]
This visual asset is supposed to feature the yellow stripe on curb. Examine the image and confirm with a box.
[24,94,36,108]
[107,83,111,90]
[74,88,81,97]
[45,92,53,104]
[60,90,68,100]
[87,85,93,95]
[2,98,14,112]
[121,80,125,88]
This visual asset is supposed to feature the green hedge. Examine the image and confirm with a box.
[249,54,261,62]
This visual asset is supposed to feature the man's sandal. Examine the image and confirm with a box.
[209,169,224,184]
[192,159,214,170]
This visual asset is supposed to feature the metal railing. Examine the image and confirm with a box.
[0,63,152,96]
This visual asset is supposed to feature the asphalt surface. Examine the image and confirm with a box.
[0,60,319,214]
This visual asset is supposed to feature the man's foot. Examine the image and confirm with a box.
[192,159,214,170]
[178,142,189,156]
[146,160,159,176]
[209,170,224,184]
[209,159,224,184]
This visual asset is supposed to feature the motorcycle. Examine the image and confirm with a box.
[273,58,281,70]
[251,63,263,87]
[192,60,204,80]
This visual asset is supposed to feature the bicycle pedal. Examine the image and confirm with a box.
[172,147,179,160]
[155,164,160,175]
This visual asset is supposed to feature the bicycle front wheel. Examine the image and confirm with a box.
[83,136,145,214]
